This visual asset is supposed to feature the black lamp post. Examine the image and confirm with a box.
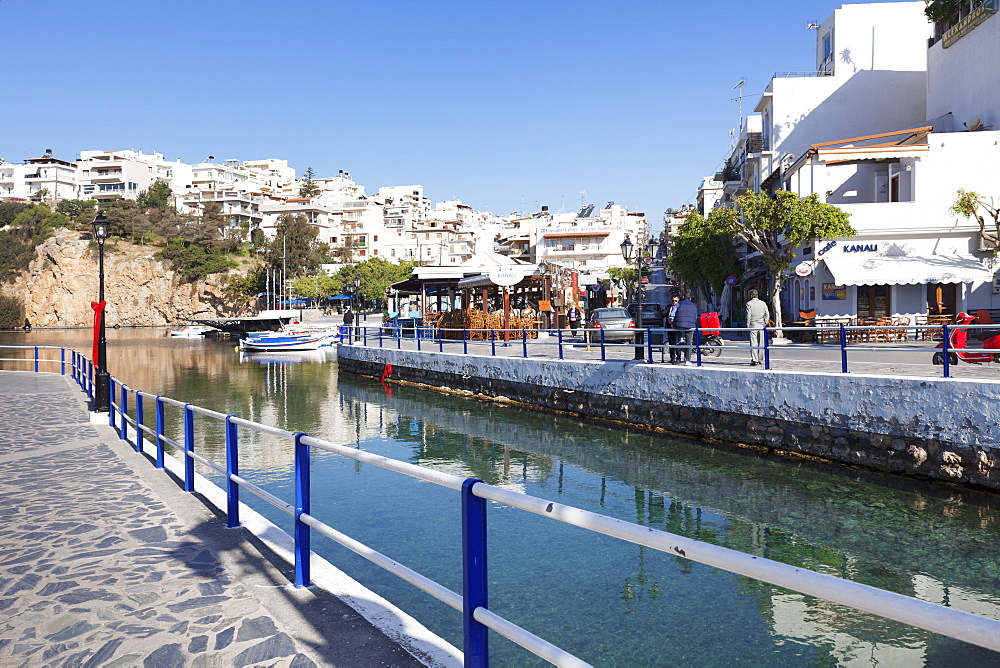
[92,213,110,412]
[620,235,658,360]
[353,275,362,315]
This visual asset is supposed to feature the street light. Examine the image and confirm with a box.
[353,275,362,315]
[91,212,110,412]
[620,235,658,360]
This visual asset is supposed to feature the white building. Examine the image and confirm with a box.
[748,1,1000,323]
[76,150,192,204]
[750,2,930,192]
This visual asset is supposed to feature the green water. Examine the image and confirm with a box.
[4,328,1000,666]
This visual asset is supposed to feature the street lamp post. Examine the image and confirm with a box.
[620,235,658,360]
[353,275,362,318]
[92,213,110,412]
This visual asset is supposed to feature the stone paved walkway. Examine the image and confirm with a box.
[0,372,431,667]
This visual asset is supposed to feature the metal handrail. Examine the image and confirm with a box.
[341,322,987,379]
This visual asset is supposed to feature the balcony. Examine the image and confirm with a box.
[747,133,770,154]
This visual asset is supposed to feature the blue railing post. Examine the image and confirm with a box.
[60,348,65,376]
[490,330,496,356]
[558,328,564,360]
[379,325,383,348]
[440,330,444,353]
[225,415,240,528]
[34,346,38,373]
[763,328,771,370]
[294,432,312,588]
[840,325,849,373]
[363,326,368,347]
[183,404,195,492]
[522,329,528,358]
[155,396,166,469]
[135,393,145,453]
[87,359,94,399]
[416,329,422,351]
[120,384,128,442]
[695,329,703,367]
[463,329,468,355]
[462,478,489,668]
[70,350,77,383]
[109,378,117,430]
[600,328,606,361]
[647,330,654,364]
[943,324,951,379]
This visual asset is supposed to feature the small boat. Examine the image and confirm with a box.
[239,332,333,352]
[170,325,217,338]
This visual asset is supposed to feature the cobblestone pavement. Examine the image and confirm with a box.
[0,372,426,667]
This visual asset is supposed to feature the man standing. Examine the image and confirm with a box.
[745,289,770,366]
[665,295,681,363]
[566,303,583,337]
[672,293,698,365]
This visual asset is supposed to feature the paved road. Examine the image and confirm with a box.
[0,372,430,667]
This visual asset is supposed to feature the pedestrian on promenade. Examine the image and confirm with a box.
[566,303,583,337]
[746,289,770,366]
[673,293,699,365]
[666,295,681,363]
[343,307,355,341]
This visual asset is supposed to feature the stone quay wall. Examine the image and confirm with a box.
[337,345,1000,492]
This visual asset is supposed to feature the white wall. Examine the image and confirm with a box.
[927,12,1000,128]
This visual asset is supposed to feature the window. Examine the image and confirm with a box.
[390,249,396,257]
[823,33,832,62]
[373,235,378,242]
[331,236,338,243]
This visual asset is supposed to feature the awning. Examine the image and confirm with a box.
[542,231,611,239]
[821,238,997,286]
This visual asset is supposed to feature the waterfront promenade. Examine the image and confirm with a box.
[0,371,427,667]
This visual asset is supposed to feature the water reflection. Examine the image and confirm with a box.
[4,329,1000,665]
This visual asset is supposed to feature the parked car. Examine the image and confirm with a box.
[626,302,663,323]
[585,308,635,342]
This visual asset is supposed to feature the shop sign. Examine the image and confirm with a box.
[843,244,878,253]
[489,265,523,286]
[822,283,847,300]
[794,262,813,277]
[817,240,837,256]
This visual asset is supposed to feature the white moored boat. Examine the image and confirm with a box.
[170,325,217,338]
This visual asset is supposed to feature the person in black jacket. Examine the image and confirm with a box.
[672,293,699,364]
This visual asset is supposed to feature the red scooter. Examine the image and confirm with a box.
[932,312,1000,365]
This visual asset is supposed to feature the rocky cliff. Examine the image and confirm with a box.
[1,228,255,327]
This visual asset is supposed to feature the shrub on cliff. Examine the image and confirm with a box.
[0,205,67,283]
[0,294,24,329]
[155,240,237,282]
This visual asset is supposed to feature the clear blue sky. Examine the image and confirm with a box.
[3,0,920,226]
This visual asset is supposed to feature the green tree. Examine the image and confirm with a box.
[666,209,742,301]
[292,274,339,304]
[55,199,98,228]
[950,189,1000,252]
[137,179,173,210]
[0,205,67,282]
[265,213,329,278]
[607,265,650,305]
[335,257,419,305]
[714,190,854,333]
[299,167,321,198]
[0,201,33,228]
[155,240,237,281]
[0,294,24,329]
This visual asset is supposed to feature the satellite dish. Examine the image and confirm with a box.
[968,115,983,131]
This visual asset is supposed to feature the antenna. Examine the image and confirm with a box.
[580,191,587,208]
[730,79,747,132]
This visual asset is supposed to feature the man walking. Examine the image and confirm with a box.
[672,293,698,365]
[746,289,770,366]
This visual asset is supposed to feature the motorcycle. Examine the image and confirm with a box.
[698,312,725,357]
[932,312,1000,365]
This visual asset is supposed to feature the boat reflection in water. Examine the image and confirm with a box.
[239,349,333,365]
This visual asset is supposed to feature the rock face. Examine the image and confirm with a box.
[1,228,255,327]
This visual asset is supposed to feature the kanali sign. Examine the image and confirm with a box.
[488,265,523,286]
